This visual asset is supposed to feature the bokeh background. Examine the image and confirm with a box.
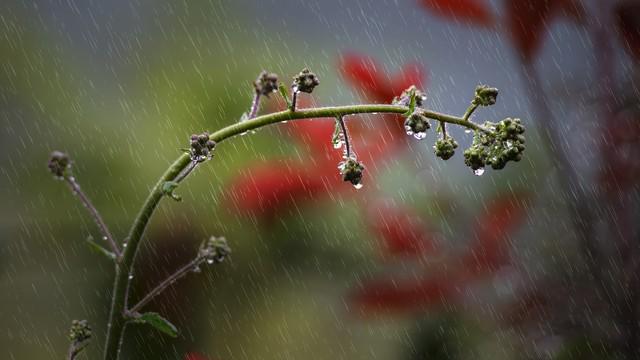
[2,0,639,359]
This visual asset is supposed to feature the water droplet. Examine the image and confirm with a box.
[192,266,201,273]
[413,132,427,140]
[206,259,214,265]
[473,168,485,176]
[128,274,134,280]
[353,183,363,190]
[465,129,472,134]
[122,242,128,248]
[102,236,108,241]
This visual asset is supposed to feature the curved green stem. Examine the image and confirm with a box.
[102,103,488,360]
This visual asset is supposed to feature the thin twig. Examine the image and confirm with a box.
[65,176,121,259]
[336,116,351,158]
[440,121,448,138]
[172,160,199,184]
[128,257,202,314]
[248,92,261,119]
[291,90,298,112]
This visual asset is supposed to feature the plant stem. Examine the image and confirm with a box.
[128,257,203,314]
[336,116,351,158]
[462,103,478,121]
[248,92,261,119]
[102,102,489,360]
[173,160,199,184]
[65,176,121,259]
[290,90,298,111]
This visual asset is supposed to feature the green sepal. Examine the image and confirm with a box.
[278,83,292,109]
[161,181,182,202]
[134,312,178,338]
[85,236,116,260]
[403,88,417,116]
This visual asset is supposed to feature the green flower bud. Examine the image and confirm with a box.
[48,151,71,179]
[434,137,458,160]
[339,157,365,189]
[200,236,231,264]
[69,320,92,343]
[463,145,486,172]
[293,68,320,93]
[473,85,499,106]
[392,85,427,108]
[404,112,431,140]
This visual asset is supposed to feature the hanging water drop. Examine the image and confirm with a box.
[473,168,485,176]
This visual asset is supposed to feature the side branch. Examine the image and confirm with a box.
[128,258,201,314]
[65,176,121,259]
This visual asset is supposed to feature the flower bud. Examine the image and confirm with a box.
[338,157,365,189]
[189,132,216,162]
[433,137,458,160]
[69,320,92,343]
[463,145,486,171]
[404,112,431,140]
[473,85,499,106]
[200,236,231,264]
[254,71,279,96]
[292,68,320,93]
[48,151,71,179]
[392,85,427,108]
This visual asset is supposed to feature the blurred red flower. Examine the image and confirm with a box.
[599,107,640,198]
[615,1,640,62]
[505,0,584,62]
[418,0,494,27]
[227,55,425,218]
[185,353,208,360]
[367,203,439,258]
[351,192,529,314]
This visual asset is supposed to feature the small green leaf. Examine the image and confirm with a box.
[278,83,292,109]
[85,236,116,260]
[161,181,182,201]
[135,312,178,338]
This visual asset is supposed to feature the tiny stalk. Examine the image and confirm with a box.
[48,68,526,360]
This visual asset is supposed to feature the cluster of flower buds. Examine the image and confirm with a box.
[48,151,71,179]
[392,85,427,108]
[69,320,92,343]
[190,132,216,162]
[199,236,231,265]
[292,68,320,93]
[404,112,431,140]
[254,71,279,96]
[464,118,526,173]
[472,85,499,107]
[433,137,459,160]
[338,157,365,189]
